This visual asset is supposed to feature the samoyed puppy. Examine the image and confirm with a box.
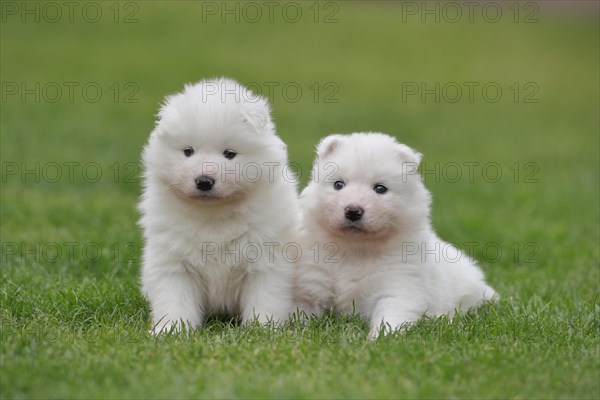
[139,78,300,334]
[295,132,497,338]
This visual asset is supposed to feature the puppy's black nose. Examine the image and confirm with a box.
[195,176,215,192]
[344,206,364,221]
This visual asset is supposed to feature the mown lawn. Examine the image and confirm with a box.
[1,2,598,399]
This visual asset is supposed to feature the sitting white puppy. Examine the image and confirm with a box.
[295,132,497,338]
[139,78,300,334]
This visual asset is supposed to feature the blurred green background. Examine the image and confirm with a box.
[1,1,598,399]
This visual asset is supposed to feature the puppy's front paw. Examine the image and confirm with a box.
[149,319,194,336]
[367,327,380,341]
[368,324,390,340]
[368,320,415,340]
[149,320,175,336]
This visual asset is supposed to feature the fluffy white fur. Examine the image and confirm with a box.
[139,78,300,334]
[294,132,497,338]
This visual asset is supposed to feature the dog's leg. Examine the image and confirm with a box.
[144,268,204,335]
[240,269,292,325]
[367,296,423,339]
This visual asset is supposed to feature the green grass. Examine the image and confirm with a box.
[1,2,599,399]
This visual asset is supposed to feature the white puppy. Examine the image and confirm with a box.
[139,78,300,334]
[295,132,497,338]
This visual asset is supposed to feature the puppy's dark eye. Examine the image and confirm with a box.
[374,184,388,194]
[183,147,194,157]
[333,180,345,190]
[223,149,237,160]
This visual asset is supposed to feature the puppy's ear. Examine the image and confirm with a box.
[242,97,273,134]
[316,134,345,159]
[396,143,422,165]
[149,127,162,139]
[151,102,173,139]
[157,90,184,120]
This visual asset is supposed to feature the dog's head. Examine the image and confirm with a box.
[143,78,288,204]
[301,133,431,243]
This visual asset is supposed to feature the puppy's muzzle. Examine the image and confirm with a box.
[195,176,215,192]
[344,206,364,221]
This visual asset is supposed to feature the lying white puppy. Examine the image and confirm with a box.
[295,132,497,338]
[139,78,300,334]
